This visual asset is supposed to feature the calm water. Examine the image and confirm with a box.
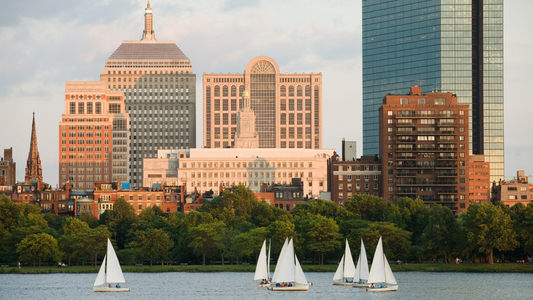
[0,272,532,299]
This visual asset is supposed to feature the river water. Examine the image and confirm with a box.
[0,271,531,299]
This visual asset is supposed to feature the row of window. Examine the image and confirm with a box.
[187,171,315,179]
[183,161,313,168]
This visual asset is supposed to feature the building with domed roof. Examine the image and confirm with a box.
[203,56,322,149]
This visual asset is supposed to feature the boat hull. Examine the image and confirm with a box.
[93,287,130,292]
[353,283,371,288]
[270,285,309,291]
[366,285,398,292]
[258,283,271,288]
[332,281,353,286]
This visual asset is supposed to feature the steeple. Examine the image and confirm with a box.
[141,1,156,42]
[234,90,259,148]
[25,112,43,184]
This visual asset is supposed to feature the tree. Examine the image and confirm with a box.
[63,217,89,236]
[359,222,412,261]
[107,198,138,249]
[294,199,351,223]
[306,216,342,265]
[58,235,78,266]
[251,201,291,227]
[266,220,295,255]
[80,211,99,228]
[129,228,173,266]
[75,225,111,266]
[17,233,60,267]
[464,203,519,264]
[345,195,387,221]
[231,227,268,263]
[421,205,458,263]
[188,221,226,265]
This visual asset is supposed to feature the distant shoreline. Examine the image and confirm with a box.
[1,263,532,274]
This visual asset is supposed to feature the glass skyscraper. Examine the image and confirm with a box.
[363,0,503,183]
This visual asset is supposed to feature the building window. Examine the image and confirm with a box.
[418,98,426,104]
[401,98,408,105]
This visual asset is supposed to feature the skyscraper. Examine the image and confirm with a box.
[101,2,196,188]
[362,0,503,183]
[203,56,322,149]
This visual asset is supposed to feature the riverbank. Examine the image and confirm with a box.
[1,263,532,274]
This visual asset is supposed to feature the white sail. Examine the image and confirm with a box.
[267,239,271,280]
[367,237,385,284]
[383,253,397,285]
[354,254,362,281]
[254,240,268,281]
[272,238,289,283]
[294,254,308,285]
[276,238,295,283]
[106,239,126,284]
[359,239,370,280]
[343,240,356,279]
[94,255,106,287]
[333,254,344,281]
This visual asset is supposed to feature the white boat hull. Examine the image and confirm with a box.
[332,281,353,286]
[258,283,271,288]
[93,287,130,292]
[270,284,309,291]
[366,285,398,292]
[353,282,371,288]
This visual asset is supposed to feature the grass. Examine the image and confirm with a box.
[1,263,532,274]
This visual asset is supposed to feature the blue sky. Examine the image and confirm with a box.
[0,0,532,186]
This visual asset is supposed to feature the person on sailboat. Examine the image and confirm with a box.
[371,283,375,288]
[116,283,121,288]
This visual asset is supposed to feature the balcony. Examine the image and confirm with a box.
[436,164,458,169]
[396,122,415,127]
[416,146,437,152]
[396,147,414,152]
[437,147,457,152]
[397,188,417,194]
[396,155,416,160]
[396,138,417,144]
[397,172,416,177]
[437,122,457,127]
[397,164,435,169]
[438,130,456,135]
[437,156,457,160]
[438,189,457,194]
[437,139,457,143]
[436,181,458,186]
[438,172,458,177]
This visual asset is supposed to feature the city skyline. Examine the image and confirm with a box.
[0,0,532,187]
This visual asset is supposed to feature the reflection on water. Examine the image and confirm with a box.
[1,271,532,300]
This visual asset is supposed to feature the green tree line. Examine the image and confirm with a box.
[1,185,532,267]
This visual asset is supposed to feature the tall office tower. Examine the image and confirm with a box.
[363,0,503,183]
[203,56,322,149]
[25,113,43,185]
[59,82,129,190]
[101,2,196,188]
[379,87,470,215]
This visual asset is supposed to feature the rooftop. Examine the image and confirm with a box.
[107,41,190,61]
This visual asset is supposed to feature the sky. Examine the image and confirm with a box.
[0,0,532,187]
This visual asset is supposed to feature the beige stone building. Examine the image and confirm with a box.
[143,148,334,197]
[203,56,322,149]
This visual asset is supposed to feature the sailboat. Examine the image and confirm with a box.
[332,239,356,285]
[353,239,370,288]
[366,237,398,292]
[93,239,130,292]
[254,239,270,287]
[270,238,310,291]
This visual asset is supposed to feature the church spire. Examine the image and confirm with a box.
[141,1,156,41]
[25,112,43,184]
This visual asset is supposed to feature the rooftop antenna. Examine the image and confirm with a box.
[414,79,424,87]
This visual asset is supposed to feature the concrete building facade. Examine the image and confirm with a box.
[491,171,532,207]
[379,86,470,214]
[100,2,196,188]
[203,56,322,149]
[59,81,129,190]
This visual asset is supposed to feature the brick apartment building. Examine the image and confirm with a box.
[379,86,470,214]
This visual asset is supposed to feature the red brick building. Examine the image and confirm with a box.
[468,155,490,204]
[379,86,470,215]
[327,152,382,207]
